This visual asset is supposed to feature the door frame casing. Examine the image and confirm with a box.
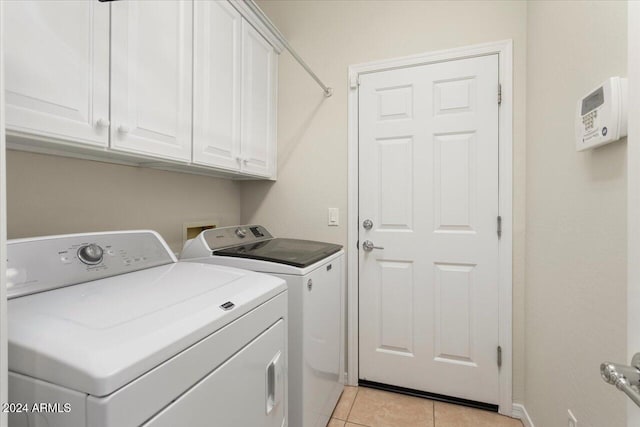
[0,1,8,424]
[347,39,514,415]
[628,2,640,425]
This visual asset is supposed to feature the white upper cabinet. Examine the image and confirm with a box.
[192,1,242,171]
[240,20,277,178]
[110,0,193,162]
[4,1,110,147]
[5,0,278,179]
[193,7,277,178]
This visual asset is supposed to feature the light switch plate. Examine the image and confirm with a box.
[328,208,339,226]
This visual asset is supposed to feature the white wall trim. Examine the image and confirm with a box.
[347,39,514,415]
[628,1,640,425]
[512,403,535,427]
[0,1,9,424]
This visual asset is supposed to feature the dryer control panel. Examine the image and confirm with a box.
[6,231,176,299]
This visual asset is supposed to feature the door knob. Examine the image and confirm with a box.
[362,219,373,230]
[362,240,384,252]
[601,352,640,407]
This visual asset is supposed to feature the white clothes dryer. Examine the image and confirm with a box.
[181,225,345,427]
[6,230,288,427]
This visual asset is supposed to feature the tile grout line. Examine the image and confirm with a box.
[333,387,353,423]
[336,387,521,427]
[344,386,360,424]
[432,400,436,427]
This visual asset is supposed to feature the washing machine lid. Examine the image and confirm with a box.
[8,262,286,397]
[214,238,343,268]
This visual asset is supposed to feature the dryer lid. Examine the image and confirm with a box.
[214,238,343,268]
[7,262,286,397]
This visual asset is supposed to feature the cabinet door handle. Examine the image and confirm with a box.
[95,118,110,128]
[117,125,130,134]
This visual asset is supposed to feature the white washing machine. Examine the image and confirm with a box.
[181,225,345,427]
[6,230,288,427]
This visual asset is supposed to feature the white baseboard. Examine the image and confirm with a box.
[512,403,535,427]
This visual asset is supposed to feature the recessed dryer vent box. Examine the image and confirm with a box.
[183,220,218,247]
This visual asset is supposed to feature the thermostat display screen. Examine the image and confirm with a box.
[581,87,604,115]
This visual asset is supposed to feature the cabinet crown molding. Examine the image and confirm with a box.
[228,0,285,54]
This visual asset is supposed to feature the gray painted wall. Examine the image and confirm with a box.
[525,2,627,426]
[6,150,242,252]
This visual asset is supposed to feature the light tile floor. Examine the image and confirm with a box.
[329,386,523,427]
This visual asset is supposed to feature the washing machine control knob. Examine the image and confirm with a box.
[235,227,247,238]
[78,243,104,265]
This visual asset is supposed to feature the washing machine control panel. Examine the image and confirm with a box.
[202,225,273,250]
[6,231,176,299]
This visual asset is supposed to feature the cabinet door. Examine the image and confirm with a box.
[4,1,110,147]
[110,0,192,162]
[192,1,242,171]
[241,20,277,178]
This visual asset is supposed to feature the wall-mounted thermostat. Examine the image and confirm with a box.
[576,76,628,151]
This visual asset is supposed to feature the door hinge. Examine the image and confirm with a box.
[350,74,360,89]
[497,215,502,239]
[497,345,502,368]
[498,84,502,105]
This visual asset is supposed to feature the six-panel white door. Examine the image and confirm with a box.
[358,55,501,404]
[4,0,110,147]
[240,20,277,178]
[192,1,242,171]
[110,0,192,162]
